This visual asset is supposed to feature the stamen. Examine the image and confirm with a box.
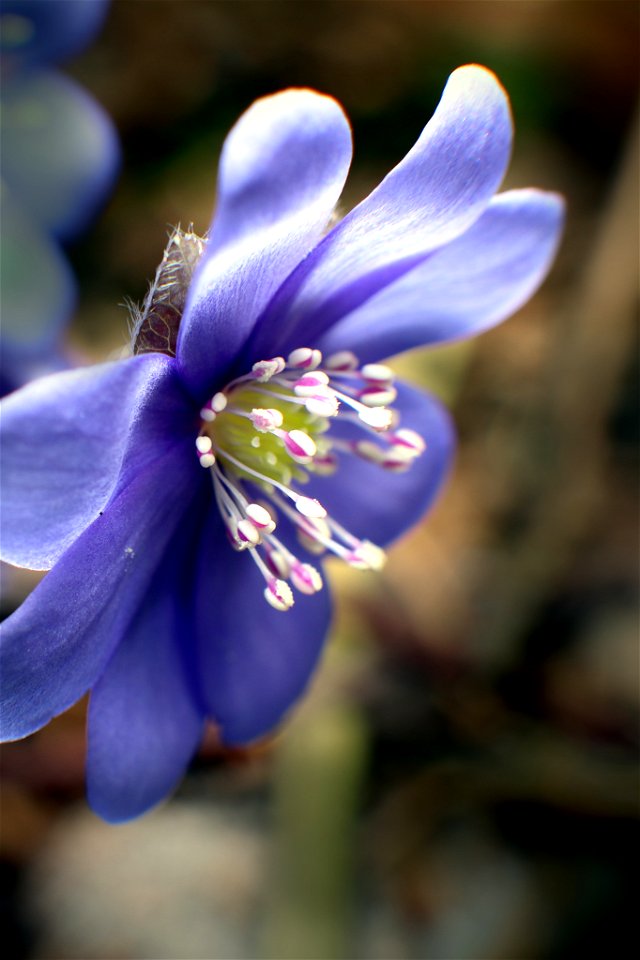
[304,392,340,418]
[290,561,323,595]
[319,382,394,431]
[360,362,394,383]
[250,408,284,432]
[200,392,227,421]
[356,407,394,431]
[349,434,424,471]
[246,502,276,533]
[294,496,327,519]
[194,346,425,609]
[296,516,331,555]
[283,429,317,463]
[390,428,426,454]
[196,435,216,468]
[287,347,322,370]
[357,384,398,407]
[381,447,422,471]
[345,541,387,571]
[292,372,330,395]
[352,439,386,464]
[324,350,359,371]
[237,518,261,547]
[264,544,291,579]
[264,578,295,611]
[252,357,285,382]
[309,452,338,476]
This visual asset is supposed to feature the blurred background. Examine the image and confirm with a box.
[1,1,638,958]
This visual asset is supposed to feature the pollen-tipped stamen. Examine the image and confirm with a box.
[194,346,425,608]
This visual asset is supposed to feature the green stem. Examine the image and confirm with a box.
[264,702,369,960]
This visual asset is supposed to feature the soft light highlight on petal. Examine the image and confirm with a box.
[0,440,197,742]
[0,354,181,570]
[177,89,352,399]
[87,540,204,823]
[319,189,566,363]
[249,64,513,361]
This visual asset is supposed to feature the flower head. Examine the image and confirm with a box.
[0,0,119,392]
[0,66,564,821]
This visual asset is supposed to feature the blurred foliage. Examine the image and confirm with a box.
[1,2,638,959]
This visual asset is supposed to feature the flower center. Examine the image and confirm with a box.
[195,348,426,611]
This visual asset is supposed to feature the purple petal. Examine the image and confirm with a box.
[1,70,120,240]
[319,190,566,363]
[0,0,110,73]
[305,381,456,547]
[87,536,204,823]
[0,353,185,570]
[0,438,198,742]
[193,508,333,745]
[249,65,513,360]
[176,89,352,400]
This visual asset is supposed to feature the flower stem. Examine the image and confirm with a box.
[263,702,369,959]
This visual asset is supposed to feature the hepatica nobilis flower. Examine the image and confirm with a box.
[0,66,564,821]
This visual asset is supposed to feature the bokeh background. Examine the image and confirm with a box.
[1,1,638,958]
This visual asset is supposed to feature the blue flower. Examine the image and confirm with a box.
[0,0,119,392]
[0,66,564,822]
